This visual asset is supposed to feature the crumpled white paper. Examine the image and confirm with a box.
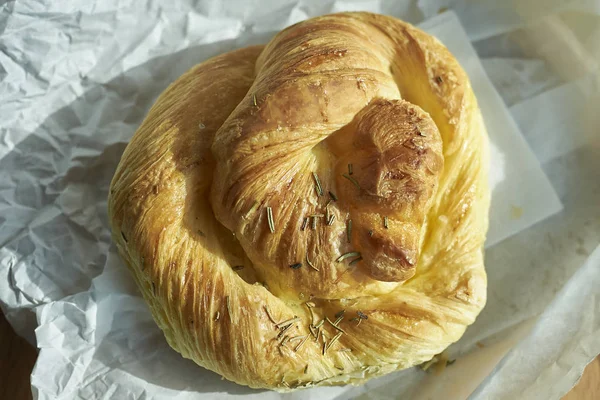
[0,1,599,399]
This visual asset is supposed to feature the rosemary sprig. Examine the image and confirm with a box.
[347,220,352,243]
[384,216,389,229]
[336,251,361,263]
[329,191,338,201]
[276,316,301,329]
[312,172,324,196]
[306,255,319,271]
[266,206,275,233]
[301,217,308,231]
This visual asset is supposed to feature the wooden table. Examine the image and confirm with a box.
[0,310,598,399]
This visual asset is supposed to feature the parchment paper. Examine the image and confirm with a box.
[0,1,598,399]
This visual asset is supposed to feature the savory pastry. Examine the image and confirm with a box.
[108,12,490,391]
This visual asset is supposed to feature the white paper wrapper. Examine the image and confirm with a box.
[0,1,599,399]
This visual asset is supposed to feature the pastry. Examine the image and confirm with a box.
[108,12,490,391]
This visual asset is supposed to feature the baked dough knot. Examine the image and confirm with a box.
[109,12,490,391]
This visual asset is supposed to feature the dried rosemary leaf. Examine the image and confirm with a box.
[266,206,275,233]
[312,172,324,196]
[279,335,290,347]
[232,265,244,271]
[329,191,338,201]
[214,311,220,321]
[384,216,389,229]
[357,311,368,320]
[309,324,318,339]
[336,251,361,263]
[277,323,294,338]
[326,317,347,334]
[301,217,309,231]
[348,163,353,176]
[306,255,319,271]
[327,214,336,225]
[327,332,343,351]
[294,335,309,352]
[265,306,278,325]
[335,310,345,319]
[342,173,360,189]
[290,262,302,269]
[276,316,301,329]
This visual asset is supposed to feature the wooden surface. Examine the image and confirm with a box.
[0,309,598,399]
[0,311,36,400]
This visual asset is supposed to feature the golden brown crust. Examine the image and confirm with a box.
[108,12,489,391]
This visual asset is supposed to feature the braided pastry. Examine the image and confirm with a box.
[108,12,490,391]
